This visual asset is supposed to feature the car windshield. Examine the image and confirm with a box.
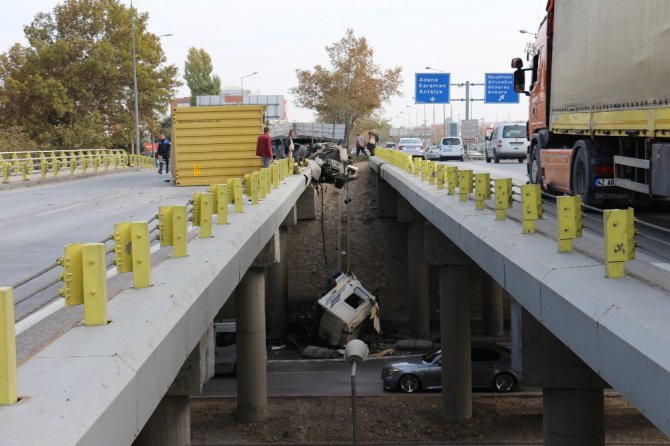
[502,125,526,138]
[399,138,422,145]
[422,350,440,363]
[442,138,460,145]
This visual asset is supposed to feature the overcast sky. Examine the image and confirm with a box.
[1,0,547,127]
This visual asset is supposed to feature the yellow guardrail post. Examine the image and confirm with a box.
[436,165,445,190]
[130,222,151,288]
[556,196,581,253]
[446,166,458,195]
[215,184,229,224]
[604,208,636,278]
[420,160,427,182]
[288,157,295,174]
[483,173,492,199]
[39,153,48,179]
[250,172,259,204]
[82,151,89,174]
[58,243,84,306]
[258,170,266,200]
[92,151,100,173]
[192,192,202,227]
[199,192,213,238]
[82,243,107,326]
[159,205,188,257]
[0,287,17,405]
[521,184,542,233]
[458,169,473,202]
[428,161,437,186]
[494,178,512,221]
[263,167,272,195]
[70,152,77,176]
[113,222,151,287]
[51,153,60,178]
[233,177,244,213]
[1,162,9,183]
[412,160,420,177]
[21,160,29,181]
[474,173,488,210]
[271,164,279,189]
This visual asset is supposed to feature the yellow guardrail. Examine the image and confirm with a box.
[375,147,637,279]
[0,157,299,405]
[0,149,156,184]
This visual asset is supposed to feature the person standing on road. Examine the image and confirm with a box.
[256,126,273,168]
[366,131,376,156]
[355,133,366,156]
[156,133,171,174]
[285,130,296,160]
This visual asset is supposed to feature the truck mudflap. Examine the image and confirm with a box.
[317,272,380,347]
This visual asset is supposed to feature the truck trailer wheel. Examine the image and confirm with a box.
[571,141,597,205]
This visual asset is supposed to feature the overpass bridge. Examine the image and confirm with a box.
[1,154,670,445]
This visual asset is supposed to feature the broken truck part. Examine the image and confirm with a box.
[317,272,380,347]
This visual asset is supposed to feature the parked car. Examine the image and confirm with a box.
[384,142,396,149]
[381,341,518,393]
[437,137,464,161]
[485,123,527,163]
[397,137,425,158]
[214,320,236,375]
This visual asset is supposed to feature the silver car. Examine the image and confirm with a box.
[381,342,518,393]
[397,137,425,158]
[485,123,527,163]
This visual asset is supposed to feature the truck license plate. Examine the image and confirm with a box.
[594,178,615,187]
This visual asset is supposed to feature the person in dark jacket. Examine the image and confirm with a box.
[256,126,273,167]
[156,133,171,174]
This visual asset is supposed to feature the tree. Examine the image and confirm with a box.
[353,113,392,144]
[291,29,402,146]
[184,47,221,106]
[0,0,180,150]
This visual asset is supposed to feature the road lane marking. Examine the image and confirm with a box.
[34,202,85,217]
[651,262,670,273]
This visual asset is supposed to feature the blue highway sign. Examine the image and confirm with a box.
[415,73,450,104]
[485,73,519,104]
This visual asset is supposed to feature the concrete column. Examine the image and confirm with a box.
[481,274,504,337]
[543,387,604,446]
[376,177,398,218]
[407,222,430,338]
[266,228,288,340]
[134,327,214,446]
[236,267,267,422]
[134,397,189,446]
[439,265,472,421]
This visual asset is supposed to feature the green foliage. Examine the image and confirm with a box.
[292,29,402,146]
[0,0,180,150]
[184,47,221,106]
[0,125,38,151]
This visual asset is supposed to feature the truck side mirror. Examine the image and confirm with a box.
[513,69,530,96]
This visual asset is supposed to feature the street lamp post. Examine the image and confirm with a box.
[240,71,259,101]
[130,0,140,155]
[406,105,417,136]
[344,340,369,446]
[399,111,409,135]
[519,29,538,38]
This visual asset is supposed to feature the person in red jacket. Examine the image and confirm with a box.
[256,126,273,167]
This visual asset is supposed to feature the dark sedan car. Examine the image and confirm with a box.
[381,342,518,393]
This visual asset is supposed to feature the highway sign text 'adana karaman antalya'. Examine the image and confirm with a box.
[415,73,450,104]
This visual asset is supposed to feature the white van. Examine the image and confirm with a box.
[437,136,464,161]
[214,320,236,375]
[485,123,527,163]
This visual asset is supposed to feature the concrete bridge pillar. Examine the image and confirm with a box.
[481,272,504,337]
[266,208,295,340]
[134,326,214,446]
[236,267,267,422]
[512,302,606,445]
[397,196,429,337]
[376,176,398,218]
[296,187,316,220]
[426,223,474,421]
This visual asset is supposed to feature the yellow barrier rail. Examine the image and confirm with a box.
[0,149,156,184]
[375,147,638,279]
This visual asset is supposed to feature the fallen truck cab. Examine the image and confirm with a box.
[317,273,380,346]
